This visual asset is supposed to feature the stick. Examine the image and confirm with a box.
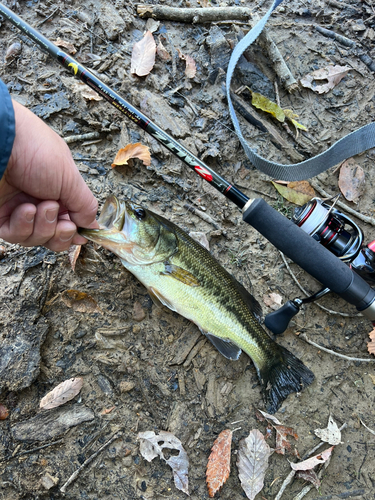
[310,180,375,227]
[137,5,252,23]
[299,333,375,362]
[183,203,221,230]
[64,132,100,144]
[60,431,122,493]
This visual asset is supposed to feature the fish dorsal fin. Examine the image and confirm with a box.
[149,286,177,312]
[231,279,263,323]
[200,328,242,360]
[161,262,200,287]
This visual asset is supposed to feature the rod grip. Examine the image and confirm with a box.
[243,198,375,311]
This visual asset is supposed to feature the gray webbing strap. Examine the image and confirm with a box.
[226,0,375,181]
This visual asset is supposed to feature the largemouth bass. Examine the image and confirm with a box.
[80,195,314,413]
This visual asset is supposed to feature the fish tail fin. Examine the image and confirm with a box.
[258,345,314,414]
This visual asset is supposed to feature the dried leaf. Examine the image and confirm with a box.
[177,48,197,78]
[101,406,116,415]
[157,39,171,61]
[64,79,102,101]
[61,289,103,314]
[206,429,232,497]
[300,65,351,94]
[138,430,189,495]
[314,415,342,445]
[81,88,103,101]
[237,429,272,500]
[5,42,22,60]
[295,469,321,489]
[133,301,146,322]
[68,244,82,272]
[53,38,77,54]
[272,180,315,206]
[338,159,365,204]
[367,327,375,355]
[131,31,156,77]
[189,231,210,250]
[0,404,9,420]
[40,377,83,410]
[262,292,282,311]
[111,143,151,168]
[290,446,334,471]
[275,425,299,455]
[255,409,282,426]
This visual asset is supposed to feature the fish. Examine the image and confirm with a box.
[80,195,314,413]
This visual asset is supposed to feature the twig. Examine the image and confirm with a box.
[299,333,375,362]
[310,180,375,228]
[183,203,221,230]
[60,431,122,494]
[360,418,375,436]
[64,132,100,144]
[279,251,360,318]
[137,5,252,23]
[2,439,64,464]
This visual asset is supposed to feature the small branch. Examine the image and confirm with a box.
[60,431,122,494]
[137,5,252,23]
[183,203,221,230]
[299,333,375,362]
[310,180,375,228]
[64,132,100,144]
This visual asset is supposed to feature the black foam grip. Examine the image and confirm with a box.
[243,199,374,308]
[265,301,300,335]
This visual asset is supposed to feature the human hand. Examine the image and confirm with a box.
[0,100,99,252]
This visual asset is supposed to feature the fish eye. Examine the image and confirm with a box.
[134,208,146,220]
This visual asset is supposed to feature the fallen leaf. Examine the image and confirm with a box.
[189,231,210,250]
[157,39,171,61]
[314,415,342,445]
[68,245,82,272]
[80,88,103,101]
[62,77,102,101]
[5,42,22,60]
[53,38,77,54]
[131,30,156,77]
[295,469,321,489]
[111,143,151,168]
[40,377,83,410]
[177,48,197,78]
[290,446,334,471]
[251,91,285,122]
[255,409,282,426]
[338,159,365,204]
[237,429,272,500]
[138,430,189,495]
[284,109,308,132]
[133,301,146,322]
[262,292,282,311]
[206,429,232,498]
[61,289,103,314]
[367,327,375,355]
[255,409,298,455]
[300,65,351,94]
[272,180,315,206]
[0,404,9,420]
[101,406,116,415]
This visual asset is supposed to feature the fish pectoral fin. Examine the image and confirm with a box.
[161,262,200,287]
[200,328,242,360]
[149,286,177,312]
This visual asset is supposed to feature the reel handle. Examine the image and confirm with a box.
[243,198,375,319]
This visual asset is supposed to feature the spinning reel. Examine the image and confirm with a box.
[264,196,375,334]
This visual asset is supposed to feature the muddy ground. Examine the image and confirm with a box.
[1,0,375,498]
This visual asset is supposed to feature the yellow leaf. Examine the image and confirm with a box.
[272,180,315,206]
[111,143,151,168]
[250,90,285,122]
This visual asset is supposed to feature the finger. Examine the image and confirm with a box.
[43,219,77,252]
[20,200,60,247]
[0,203,36,244]
[61,172,99,229]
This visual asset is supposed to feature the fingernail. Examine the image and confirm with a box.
[60,232,75,242]
[26,212,35,223]
[46,208,58,223]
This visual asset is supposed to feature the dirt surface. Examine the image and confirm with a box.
[1,0,375,499]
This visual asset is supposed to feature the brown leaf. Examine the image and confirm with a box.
[300,65,351,94]
[237,429,272,500]
[68,245,82,272]
[157,39,171,61]
[295,469,321,489]
[177,48,197,78]
[206,429,232,497]
[111,143,151,168]
[290,446,334,471]
[275,425,299,455]
[262,292,282,311]
[133,301,146,322]
[61,289,103,314]
[138,430,189,495]
[101,406,116,415]
[189,231,210,250]
[338,159,365,204]
[367,327,375,355]
[40,377,83,410]
[131,31,156,77]
[53,38,77,54]
[272,180,315,206]
[0,404,9,420]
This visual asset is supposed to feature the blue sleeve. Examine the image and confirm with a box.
[0,79,15,180]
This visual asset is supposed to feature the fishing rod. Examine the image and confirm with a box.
[1,2,375,333]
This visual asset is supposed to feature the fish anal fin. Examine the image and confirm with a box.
[161,262,200,287]
[200,328,242,360]
[149,286,177,312]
